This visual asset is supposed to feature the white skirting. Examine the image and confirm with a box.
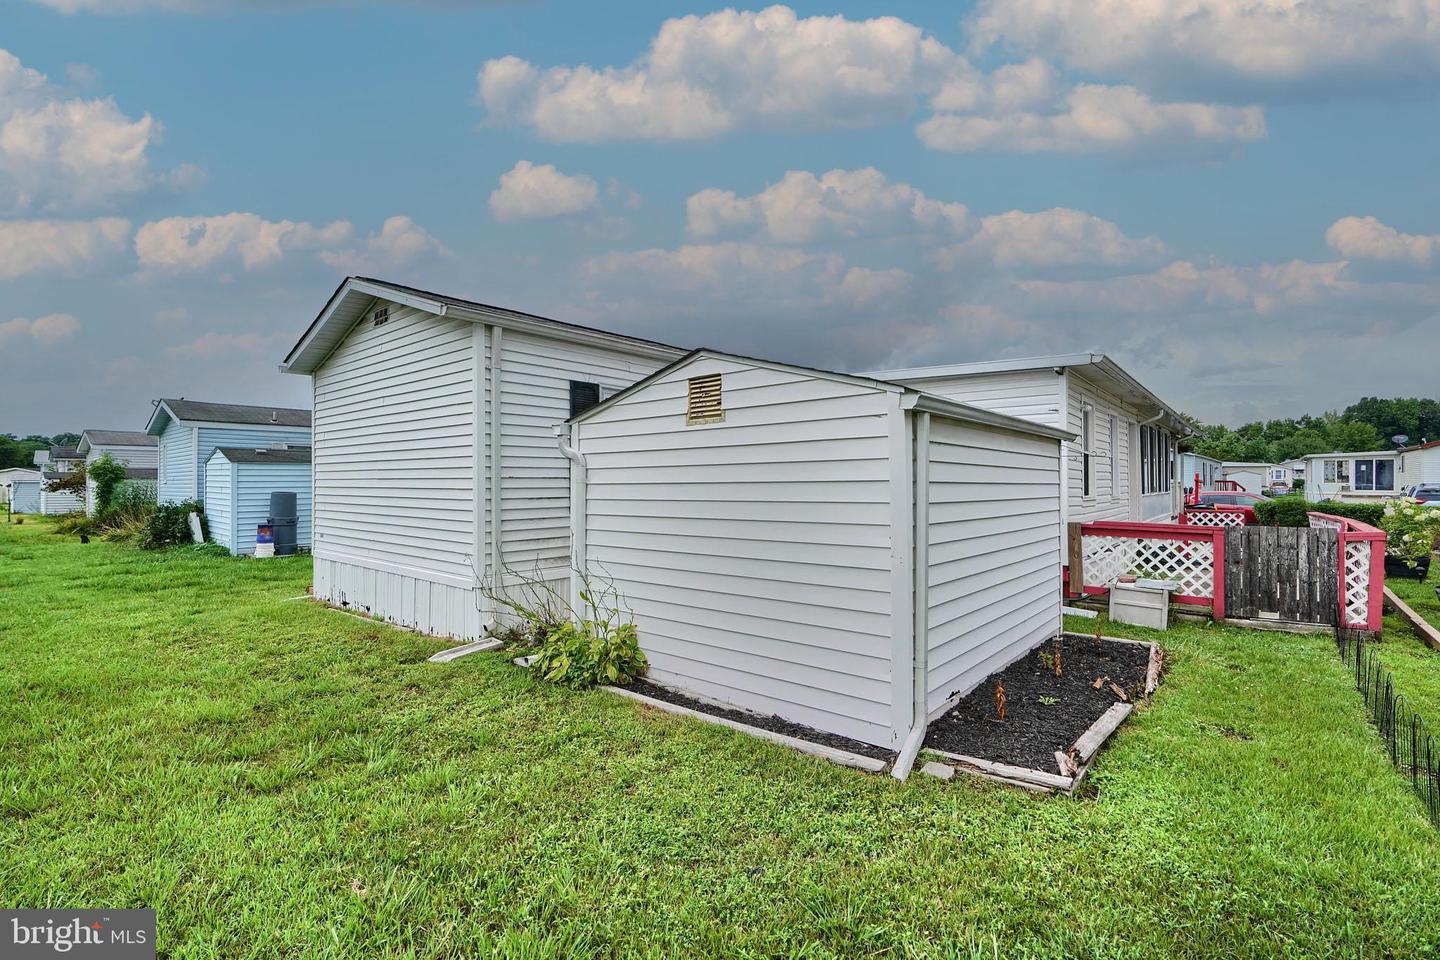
[313,555,489,640]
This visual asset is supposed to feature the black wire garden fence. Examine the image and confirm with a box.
[1336,628,1440,827]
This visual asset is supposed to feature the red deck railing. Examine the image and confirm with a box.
[1067,521,1227,620]
[1305,512,1387,632]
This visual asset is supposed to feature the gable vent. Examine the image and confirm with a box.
[372,306,390,327]
[686,373,724,425]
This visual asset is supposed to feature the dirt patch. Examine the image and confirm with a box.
[924,638,1151,772]
[617,679,897,762]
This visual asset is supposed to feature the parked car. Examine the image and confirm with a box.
[1409,484,1440,505]
[1191,490,1270,524]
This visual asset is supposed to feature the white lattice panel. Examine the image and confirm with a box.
[1343,540,1371,626]
[1184,511,1246,528]
[1309,516,1341,532]
[1082,536,1215,598]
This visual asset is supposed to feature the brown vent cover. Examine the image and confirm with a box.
[686,373,724,424]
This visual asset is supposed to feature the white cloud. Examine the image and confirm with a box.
[153,306,188,324]
[969,0,1440,95]
[686,168,970,243]
[1326,216,1439,266]
[165,330,282,361]
[0,312,80,347]
[0,217,130,278]
[919,83,1265,155]
[834,266,912,305]
[489,160,600,221]
[134,212,352,273]
[317,215,449,272]
[0,48,189,211]
[477,5,957,141]
[932,208,1166,269]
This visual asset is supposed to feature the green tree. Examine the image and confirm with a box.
[87,454,127,515]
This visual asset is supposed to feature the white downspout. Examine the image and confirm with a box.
[892,409,930,781]
[554,422,586,620]
[489,325,504,583]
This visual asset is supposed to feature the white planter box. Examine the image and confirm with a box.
[1109,582,1171,630]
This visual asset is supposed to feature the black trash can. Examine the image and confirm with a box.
[268,491,298,557]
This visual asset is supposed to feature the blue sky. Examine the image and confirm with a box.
[3,0,1438,433]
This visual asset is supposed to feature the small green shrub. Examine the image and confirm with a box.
[87,454,128,515]
[531,619,647,689]
[143,500,207,549]
[53,511,95,535]
[1254,495,1311,527]
[1313,499,1385,527]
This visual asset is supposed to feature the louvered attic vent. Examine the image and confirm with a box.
[372,306,390,327]
[686,373,724,425]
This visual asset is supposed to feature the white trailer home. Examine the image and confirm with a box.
[35,445,84,515]
[862,354,1190,525]
[77,429,159,515]
[563,349,1072,750]
[279,277,686,638]
[1302,450,1401,502]
[1398,440,1440,492]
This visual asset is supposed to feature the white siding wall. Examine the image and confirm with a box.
[902,369,1064,427]
[1399,448,1440,487]
[577,357,900,747]
[204,457,235,551]
[10,480,42,513]
[311,303,482,638]
[1065,375,1151,523]
[84,443,159,516]
[231,462,312,556]
[157,419,194,503]
[496,331,667,582]
[925,417,1062,714]
[39,486,83,515]
[195,426,311,498]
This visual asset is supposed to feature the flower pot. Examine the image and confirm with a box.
[1385,553,1431,580]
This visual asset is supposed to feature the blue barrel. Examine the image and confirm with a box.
[256,524,275,544]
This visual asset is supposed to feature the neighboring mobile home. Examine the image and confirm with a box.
[1181,452,1222,495]
[1219,462,1271,495]
[0,467,40,504]
[146,399,312,504]
[77,429,158,515]
[862,354,1190,525]
[564,349,1071,749]
[279,276,687,639]
[204,445,312,555]
[1302,450,1401,502]
[1399,440,1440,492]
[35,445,84,514]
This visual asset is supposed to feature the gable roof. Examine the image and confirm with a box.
[79,430,158,453]
[1399,439,1440,453]
[47,446,82,461]
[147,399,312,435]
[861,352,1192,437]
[569,348,1075,443]
[209,445,312,465]
[280,276,686,375]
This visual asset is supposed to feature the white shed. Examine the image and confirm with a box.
[563,350,1072,751]
[8,477,41,513]
[0,467,40,504]
[1219,462,1271,495]
[279,276,686,638]
[862,354,1190,526]
[204,445,313,555]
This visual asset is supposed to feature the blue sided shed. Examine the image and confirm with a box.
[204,445,312,556]
[9,478,41,514]
[146,398,312,506]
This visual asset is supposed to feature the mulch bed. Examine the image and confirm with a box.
[924,638,1151,772]
[618,679,898,762]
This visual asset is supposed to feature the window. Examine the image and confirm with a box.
[1353,458,1395,491]
[568,380,601,418]
[1108,414,1119,498]
[1272,468,1285,481]
[1324,459,1348,484]
[686,373,724,424]
[1081,404,1094,498]
[1140,426,1172,496]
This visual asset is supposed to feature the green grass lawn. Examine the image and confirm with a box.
[1379,563,1440,723]
[3,518,1440,959]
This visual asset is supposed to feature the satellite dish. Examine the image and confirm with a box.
[1393,434,1410,446]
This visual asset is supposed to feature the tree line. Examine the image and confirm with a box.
[1189,397,1440,463]
[0,433,80,471]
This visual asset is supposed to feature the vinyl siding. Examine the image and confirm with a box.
[310,303,482,638]
[214,460,311,556]
[39,486,83,514]
[9,480,40,513]
[195,425,311,499]
[204,457,235,552]
[1065,374,1145,523]
[576,357,900,747]
[84,442,159,515]
[925,417,1063,714]
[157,419,194,503]
[1400,448,1440,486]
[895,369,1064,427]
[496,330,667,580]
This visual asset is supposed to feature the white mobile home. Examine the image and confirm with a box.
[146,399,312,505]
[279,276,686,639]
[77,429,158,515]
[1219,462,1271,495]
[565,350,1071,749]
[1302,450,1400,502]
[1399,441,1440,492]
[35,445,84,515]
[1181,452,1222,494]
[862,354,1190,525]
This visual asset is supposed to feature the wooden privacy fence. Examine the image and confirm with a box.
[1067,513,1387,631]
